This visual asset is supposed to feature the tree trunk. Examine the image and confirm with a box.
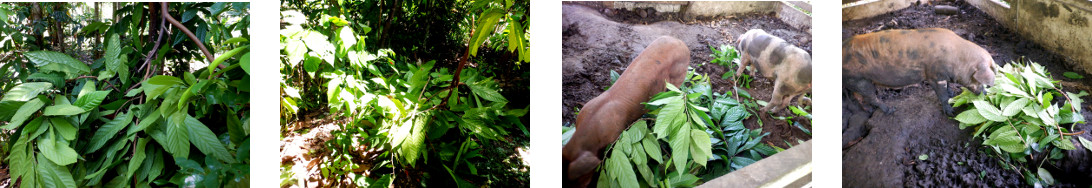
[94,3,101,57]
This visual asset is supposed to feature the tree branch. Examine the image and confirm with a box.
[160,2,223,70]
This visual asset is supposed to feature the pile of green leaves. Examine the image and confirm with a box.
[0,2,250,187]
[591,71,780,188]
[280,2,529,186]
[949,61,1086,186]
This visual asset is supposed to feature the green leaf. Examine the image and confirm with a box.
[301,30,334,64]
[42,104,86,116]
[37,153,76,188]
[303,55,321,74]
[652,95,685,139]
[105,34,121,72]
[1001,98,1029,117]
[393,112,430,167]
[338,26,357,52]
[973,100,1007,122]
[240,52,250,74]
[284,39,307,67]
[469,8,504,56]
[128,108,161,136]
[690,129,711,166]
[208,45,249,77]
[506,19,528,63]
[24,51,91,78]
[182,9,197,23]
[50,117,77,141]
[635,160,656,185]
[1062,72,1083,79]
[642,135,662,163]
[87,112,132,153]
[988,127,1026,153]
[954,108,987,125]
[159,112,190,158]
[613,149,640,188]
[3,98,45,130]
[1067,91,1087,113]
[1077,136,1092,153]
[669,125,691,173]
[1053,137,1076,150]
[1037,167,1055,185]
[38,134,78,166]
[467,79,508,103]
[143,75,185,99]
[74,91,109,111]
[26,73,64,87]
[2,82,52,102]
[8,134,37,188]
[918,154,929,160]
[184,115,236,163]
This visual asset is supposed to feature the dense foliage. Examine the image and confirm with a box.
[950,61,1086,186]
[0,2,250,187]
[280,0,529,187]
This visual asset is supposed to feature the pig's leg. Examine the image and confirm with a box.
[847,78,893,114]
[778,86,806,113]
[842,110,871,149]
[567,151,601,180]
[928,80,955,116]
[763,80,785,113]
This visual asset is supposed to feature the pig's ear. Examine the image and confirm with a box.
[973,63,994,85]
[568,151,601,179]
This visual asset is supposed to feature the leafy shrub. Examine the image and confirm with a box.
[280,0,530,185]
[708,44,751,88]
[949,61,1086,186]
[0,2,250,187]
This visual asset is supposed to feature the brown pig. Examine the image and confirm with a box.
[563,36,690,187]
[842,28,997,116]
[736,29,813,113]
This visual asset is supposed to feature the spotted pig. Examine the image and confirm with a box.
[736,29,812,113]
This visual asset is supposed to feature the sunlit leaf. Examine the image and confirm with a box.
[2,82,52,102]
[38,135,78,166]
[469,8,504,56]
[2,98,44,130]
[42,104,86,116]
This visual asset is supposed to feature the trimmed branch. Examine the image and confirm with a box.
[159,2,224,70]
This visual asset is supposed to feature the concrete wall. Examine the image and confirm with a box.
[780,2,814,33]
[685,1,781,17]
[843,0,921,21]
[967,0,1092,74]
[698,141,813,188]
[598,1,812,32]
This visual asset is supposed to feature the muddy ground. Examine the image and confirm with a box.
[561,2,812,150]
[842,1,1092,187]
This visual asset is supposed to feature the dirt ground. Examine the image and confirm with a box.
[561,2,812,150]
[841,1,1092,187]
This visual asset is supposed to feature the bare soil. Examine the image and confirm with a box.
[841,1,1092,187]
[561,2,812,150]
